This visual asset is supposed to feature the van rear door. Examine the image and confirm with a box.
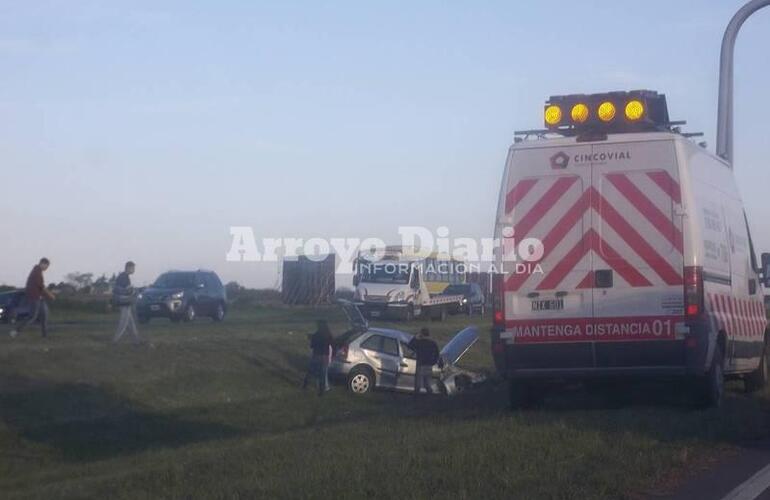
[587,140,684,364]
[501,139,686,364]
[501,144,594,340]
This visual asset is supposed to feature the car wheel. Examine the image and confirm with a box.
[745,333,769,393]
[348,366,374,394]
[183,304,196,323]
[212,303,226,322]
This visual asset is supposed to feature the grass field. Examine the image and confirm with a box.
[1,306,769,499]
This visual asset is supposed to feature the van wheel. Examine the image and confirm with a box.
[745,334,769,393]
[696,346,725,409]
[348,366,374,394]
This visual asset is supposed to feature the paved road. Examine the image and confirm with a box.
[660,440,770,500]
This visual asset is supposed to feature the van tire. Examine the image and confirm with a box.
[745,334,769,393]
[696,346,725,409]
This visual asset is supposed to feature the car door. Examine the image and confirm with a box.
[359,335,401,388]
[398,341,418,390]
[194,273,212,314]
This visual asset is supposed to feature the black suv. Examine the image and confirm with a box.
[0,290,33,323]
[443,283,486,316]
[136,270,227,323]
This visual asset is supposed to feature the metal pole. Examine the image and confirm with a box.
[716,0,770,166]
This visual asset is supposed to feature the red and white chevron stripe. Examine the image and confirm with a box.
[708,293,768,339]
[504,169,683,292]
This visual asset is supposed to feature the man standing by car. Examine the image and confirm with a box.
[302,320,334,396]
[408,327,440,396]
[10,258,55,338]
[113,261,141,343]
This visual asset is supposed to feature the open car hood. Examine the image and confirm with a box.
[338,299,368,331]
[440,326,479,366]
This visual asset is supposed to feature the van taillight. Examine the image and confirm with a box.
[684,266,704,318]
[492,273,505,327]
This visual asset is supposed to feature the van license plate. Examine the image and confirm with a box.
[531,299,564,311]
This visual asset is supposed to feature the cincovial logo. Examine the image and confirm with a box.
[573,151,632,164]
[550,151,570,169]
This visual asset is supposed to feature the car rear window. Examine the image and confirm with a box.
[360,335,399,356]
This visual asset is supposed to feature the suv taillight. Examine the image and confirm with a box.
[684,266,704,318]
[492,273,505,327]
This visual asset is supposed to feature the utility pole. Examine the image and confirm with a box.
[716,0,770,167]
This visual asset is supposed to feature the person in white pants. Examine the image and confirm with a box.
[113,261,141,343]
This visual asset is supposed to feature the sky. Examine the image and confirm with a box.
[1,0,769,289]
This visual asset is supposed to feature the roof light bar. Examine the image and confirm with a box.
[543,90,670,133]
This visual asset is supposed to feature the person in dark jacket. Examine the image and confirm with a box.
[113,261,141,343]
[302,320,334,395]
[10,258,55,338]
[408,327,440,396]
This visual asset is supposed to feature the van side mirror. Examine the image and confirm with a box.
[762,253,770,287]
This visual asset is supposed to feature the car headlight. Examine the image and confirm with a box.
[137,293,144,301]
[171,291,184,299]
[393,291,405,302]
[0,307,4,315]
[462,298,468,304]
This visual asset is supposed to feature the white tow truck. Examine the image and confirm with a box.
[353,247,466,321]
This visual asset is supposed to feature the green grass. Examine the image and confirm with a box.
[1,307,768,499]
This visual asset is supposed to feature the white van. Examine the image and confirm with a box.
[491,91,769,408]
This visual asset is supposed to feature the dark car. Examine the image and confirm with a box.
[0,290,33,323]
[443,283,486,316]
[136,270,227,324]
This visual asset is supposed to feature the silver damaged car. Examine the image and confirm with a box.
[330,301,484,395]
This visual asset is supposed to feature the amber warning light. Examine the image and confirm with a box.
[542,90,670,133]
